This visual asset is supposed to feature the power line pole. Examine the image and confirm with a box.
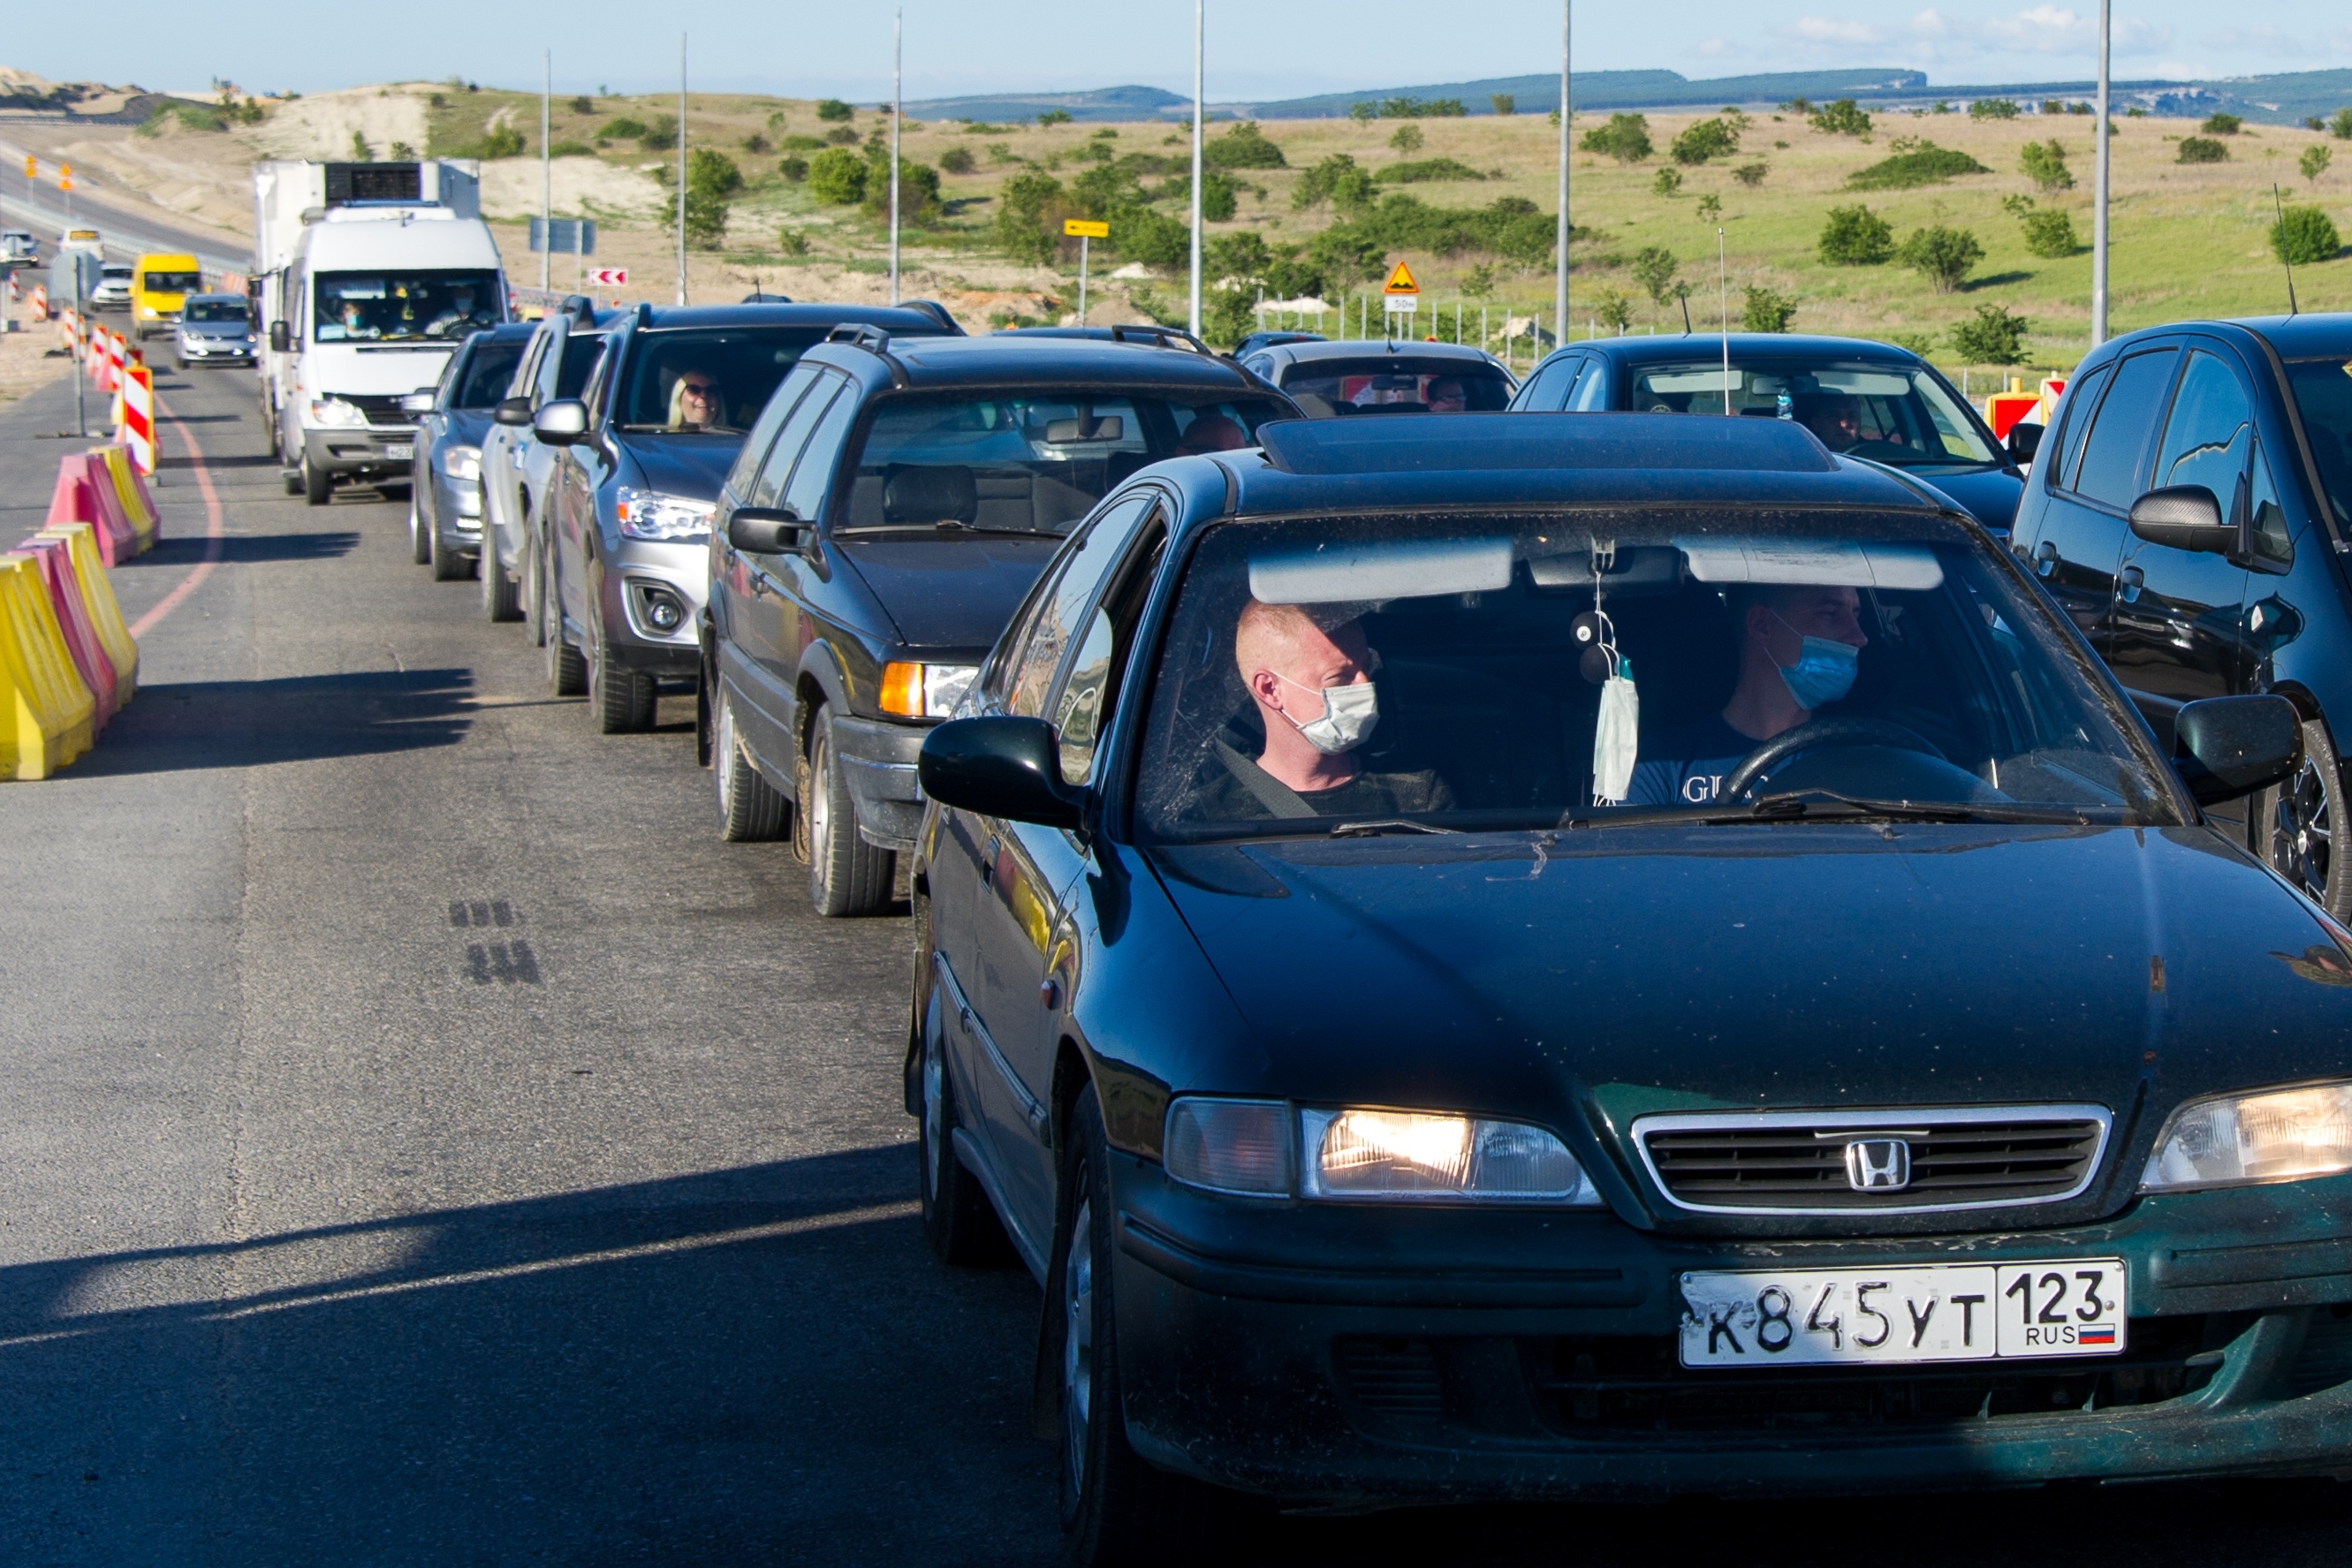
[2090,0,2111,346]
[890,9,902,306]
[675,34,688,306]
[1188,0,1203,337]
[540,49,551,292]
[1554,0,1570,337]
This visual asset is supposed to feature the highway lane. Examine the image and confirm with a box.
[7,360,2352,1564]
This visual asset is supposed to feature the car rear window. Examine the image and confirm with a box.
[455,342,527,408]
[1280,358,1513,417]
[1625,360,1998,467]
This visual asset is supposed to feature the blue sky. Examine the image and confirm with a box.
[8,0,2344,102]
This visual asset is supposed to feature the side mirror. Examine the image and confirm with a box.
[2005,420,2044,465]
[918,716,1083,830]
[268,320,289,352]
[398,390,436,415]
[493,395,534,427]
[2173,694,2303,806]
[532,398,588,444]
[2128,486,2234,555]
[725,505,806,555]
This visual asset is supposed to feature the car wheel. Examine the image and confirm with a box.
[407,492,431,564]
[542,549,587,698]
[428,513,469,580]
[522,531,549,648]
[482,534,522,622]
[804,705,894,917]
[919,986,1011,1265]
[173,357,186,372]
[2264,717,2352,920]
[1057,1092,1228,1567]
[714,690,787,841]
[301,452,330,507]
[588,602,656,733]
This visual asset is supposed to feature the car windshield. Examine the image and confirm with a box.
[454,341,527,408]
[838,392,1290,537]
[101,265,132,280]
[183,299,247,323]
[1625,360,1999,468]
[1279,357,1513,417]
[141,270,200,294]
[315,270,501,343]
[2284,356,2352,534]
[615,327,838,433]
[1134,511,2182,841]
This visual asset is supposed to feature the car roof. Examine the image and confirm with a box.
[473,322,539,343]
[2230,313,2352,359]
[182,292,247,304]
[1567,333,1932,366]
[1184,412,1955,524]
[624,302,960,334]
[812,332,1276,396]
[1257,338,1507,369]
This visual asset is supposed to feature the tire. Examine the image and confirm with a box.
[408,492,432,564]
[302,452,330,507]
[429,511,469,581]
[174,357,187,372]
[522,531,549,648]
[714,690,788,841]
[1056,1092,1230,1568]
[542,547,587,697]
[482,535,522,621]
[918,983,1012,1265]
[283,466,303,497]
[2261,717,2352,920]
[804,706,894,917]
[589,602,656,734]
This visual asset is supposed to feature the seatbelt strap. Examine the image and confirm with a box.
[1216,739,1318,819]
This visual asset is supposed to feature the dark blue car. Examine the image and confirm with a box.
[404,322,533,580]
[2011,313,2352,920]
[1511,332,2027,533]
[909,411,2352,1557]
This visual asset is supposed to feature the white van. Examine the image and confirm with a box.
[272,207,506,505]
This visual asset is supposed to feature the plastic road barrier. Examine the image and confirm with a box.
[31,284,46,322]
[0,555,95,779]
[33,521,135,708]
[119,367,157,476]
[11,541,114,735]
[45,453,137,567]
[93,444,157,549]
[1986,391,2042,440]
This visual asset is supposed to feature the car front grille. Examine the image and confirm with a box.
[1634,1106,2110,1214]
[342,393,416,428]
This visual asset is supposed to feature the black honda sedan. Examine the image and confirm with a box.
[910,412,2352,1559]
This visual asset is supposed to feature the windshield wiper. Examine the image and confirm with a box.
[833,522,1057,539]
[1327,818,1461,837]
[1733,791,2089,825]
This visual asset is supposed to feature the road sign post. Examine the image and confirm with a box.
[1064,219,1109,326]
[1382,261,1420,341]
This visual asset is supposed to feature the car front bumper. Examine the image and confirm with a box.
[302,425,415,480]
[592,535,707,681]
[429,470,482,556]
[1108,1155,2352,1505]
[831,713,927,852]
[176,335,254,365]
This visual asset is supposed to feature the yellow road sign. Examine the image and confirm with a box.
[1064,219,1111,239]
[1383,261,1419,295]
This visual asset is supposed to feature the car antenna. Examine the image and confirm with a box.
[1718,227,1732,415]
[2272,183,2300,317]
[1679,287,1693,336]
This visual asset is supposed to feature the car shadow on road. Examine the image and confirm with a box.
[80,668,476,775]
[0,1144,1054,1564]
[135,531,362,567]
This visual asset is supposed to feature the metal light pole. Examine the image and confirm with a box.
[2090,0,2111,347]
[1188,0,1203,337]
[1554,0,1570,337]
[890,9,902,306]
[540,50,552,292]
[675,34,688,306]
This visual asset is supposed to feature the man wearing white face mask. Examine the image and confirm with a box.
[1626,583,1870,807]
[1194,599,1454,820]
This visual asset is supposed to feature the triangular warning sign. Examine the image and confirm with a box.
[1383,261,1419,295]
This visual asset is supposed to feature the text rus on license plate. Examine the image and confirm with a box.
[1679,1260,2126,1367]
[383,443,414,460]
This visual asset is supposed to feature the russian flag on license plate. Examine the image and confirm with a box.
[2079,1326,2117,1345]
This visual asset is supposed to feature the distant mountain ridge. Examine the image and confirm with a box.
[906,65,2352,126]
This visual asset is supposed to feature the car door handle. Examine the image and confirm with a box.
[2033,540,2058,578]
[2120,565,2144,604]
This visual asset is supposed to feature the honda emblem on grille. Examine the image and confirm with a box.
[1845,1138,1912,1192]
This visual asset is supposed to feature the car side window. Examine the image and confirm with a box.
[2069,348,2180,509]
[2152,350,2254,511]
[1514,356,1579,413]
[1567,359,1612,412]
[1004,494,1156,720]
[2250,446,2294,564]
[2049,361,2112,491]
[780,381,861,525]
[507,333,547,401]
[555,333,604,400]
[726,364,823,504]
[1051,512,1169,785]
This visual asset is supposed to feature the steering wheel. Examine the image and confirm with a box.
[1718,717,1948,803]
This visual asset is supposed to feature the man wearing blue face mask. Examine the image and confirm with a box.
[1626,583,1870,807]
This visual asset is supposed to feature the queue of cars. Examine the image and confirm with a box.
[377,300,2352,1561]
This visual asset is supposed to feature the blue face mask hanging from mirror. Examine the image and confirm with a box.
[1771,610,1860,710]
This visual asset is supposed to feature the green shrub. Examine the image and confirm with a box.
[1491,94,1516,116]
[1670,117,1740,165]
[1205,120,1286,169]
[1819,204,1895,264]
[1380,96,1464,117]
[1696,194,1722,222]
[1377,158,1487,185]
[1653,167,1683,197]
[2018,140,2074,191]
[1388,124,1423,155]
[2335,109,2352,140]
[2021,208,2079,257]
[548,140,596,159]
[779,133,823,152]
[777,155,809,182]
[2302,145,2333,182]
[938,146,975,175]
[993,171,1064,266]
[1592,287,1635,335]
[1110,205,1188,266]
[1580,113,1653,163]
[572,95,595,115]
[2177,137,2228,164]
[1293,153,1376,213]
[741,133,770,155]
[1631,246,1680,304]
[481,123,526,159]
[603,116,648,140]
[825,126,860,146]
[1036,108,1074,127]
[1741,285,1798,332]
[2201,112,2242,136]
[1886,331,1936,356]
[807,147,868,205]
[1969,99,2019,120]
[778,229,809,257]
[1810,99,1872,137]
[1949,302,2029,364]
[1846,140,1992,189]
[861,156,941,223]
[815,98,854,122]
[1733,162,1768,186]
[2272,205,2343,265]
[1204,231,1271,281]
[1203,283,1256,348]
[638,115,677,152]
[1897,225,1984,292]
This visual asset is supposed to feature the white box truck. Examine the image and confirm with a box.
[250,160,505,505]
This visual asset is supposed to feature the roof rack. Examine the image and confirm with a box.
[823,322,907,387]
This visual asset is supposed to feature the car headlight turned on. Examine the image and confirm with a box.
[1163,1098,1604,1205]
[2142,1081,2352,1191]
[437,444,482,482]
[880,662,978,719]
[614,486,715,541]
[307,397,369,428]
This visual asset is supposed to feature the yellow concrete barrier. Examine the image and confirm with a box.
[0,556,95,779]
[91,445,156,554]
[35,523,136,709]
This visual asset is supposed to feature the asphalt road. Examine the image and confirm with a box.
[5,355,2352,1565]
